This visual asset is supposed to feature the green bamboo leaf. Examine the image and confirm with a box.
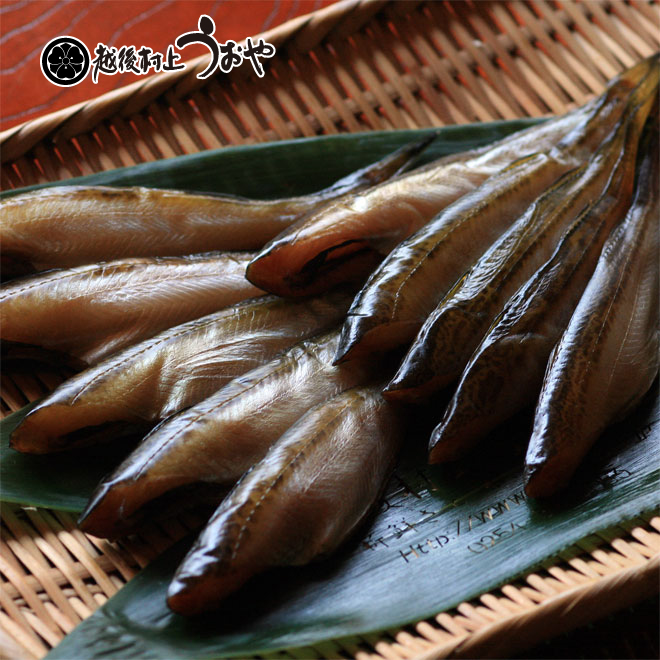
[0,122,539,200]
[48,388,658,659]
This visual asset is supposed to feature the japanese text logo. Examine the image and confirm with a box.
[40,16,275,87]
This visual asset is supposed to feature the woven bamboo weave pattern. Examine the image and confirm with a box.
[2,1,658,184]
[1,1,659,658]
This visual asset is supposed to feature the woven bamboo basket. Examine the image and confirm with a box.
[1,1,659,658]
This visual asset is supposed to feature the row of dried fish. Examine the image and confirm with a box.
[0,136,437,367]
[0,135,432,278]
[1,141,428,616]
[172,83,659,612]
[248,53,659,497]
[1,55,658,617]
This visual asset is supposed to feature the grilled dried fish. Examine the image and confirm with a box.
[524,139,659,498]
[0,252,263,365]
[78,330,376,538]
[245,57,653,299]
[386,70,657,402]
[9,289,353,453]
[245,129,574,299]
[334,61,656,366]
[167,385,402,615]
[429,132,653,462]
[0,138,430,277]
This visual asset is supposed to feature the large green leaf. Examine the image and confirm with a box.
[1,123,657,658]
[0,122,538,200]
[48,388,658,659]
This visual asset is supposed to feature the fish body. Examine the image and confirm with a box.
[429,133,648,462]
[0,138,430,277]
[333,61,657,365]
[334,151,578,364]
[9,289,352,453]
[0,252,262,365]
[78,330,376,538]
[386,74,657,402]
[525,140,659,498]
[167,385,402,615]
[245,57,653,299]
[245,120,581,299]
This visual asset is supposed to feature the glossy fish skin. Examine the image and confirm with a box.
[334,152,571,364]
[334,75,653,367]
[167,385,402,615]
[429,134,647,462]
[525,141,659,498]
[386,72,657,403]
[245,119,578,298]
[78,330,376,539]
[0,252,263,365]
[0,138,429,277]
[244,58,654,300]
[9,289,353,454]
[245,117,586,300]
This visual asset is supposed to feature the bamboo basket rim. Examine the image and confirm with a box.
[1,1,659,657]
[0,0,387,163]
[5,0,652,165]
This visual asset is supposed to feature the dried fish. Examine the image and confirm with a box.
[429,132,654,462]
[0,252,262,365]
[78,330,376,538]
[4,56,658,622]
[334,60,656,366]
[245,57,652,299]
[0,137,429,277]
[385,69,657,402]
[525,138,659,498]
[167,385,402,615]
[9,289,353,453]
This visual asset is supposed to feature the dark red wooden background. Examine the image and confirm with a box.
[0,0,337,132]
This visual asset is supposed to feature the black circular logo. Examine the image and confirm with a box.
[41,36,90,87]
